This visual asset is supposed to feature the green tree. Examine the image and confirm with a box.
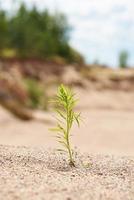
[9,3,29,57]
[9,4,71,59]
[0,3,84,64]
[0,10,8,53]
[119,51,129,68]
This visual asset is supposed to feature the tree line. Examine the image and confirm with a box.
[0,3,84,64]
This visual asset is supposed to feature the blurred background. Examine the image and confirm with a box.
[0,0,134,155]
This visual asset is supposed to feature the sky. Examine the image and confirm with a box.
[1,0,134,67]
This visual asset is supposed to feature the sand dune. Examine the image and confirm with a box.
[0,90,134,156]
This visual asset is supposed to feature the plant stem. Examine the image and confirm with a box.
[66,106,75,167]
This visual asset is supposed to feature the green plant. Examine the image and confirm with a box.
[24,78,44,109]
[119,50,129,68]
[50,84,81,167]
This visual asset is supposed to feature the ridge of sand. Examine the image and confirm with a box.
[0,145,134,200]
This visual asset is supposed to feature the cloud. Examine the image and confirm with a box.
[66,0,134,66]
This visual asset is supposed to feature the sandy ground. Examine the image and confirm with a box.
[0,90,134,156]
[0,145,134,200]
[0,90,134,199]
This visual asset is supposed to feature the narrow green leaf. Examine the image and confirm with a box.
[56,109,66,119]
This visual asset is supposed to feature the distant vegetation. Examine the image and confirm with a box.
[119,50,129,68]
[24,79,45,109]
[0,3,84,64]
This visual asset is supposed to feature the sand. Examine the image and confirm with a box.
[0,99,134,156]
[0,90,134,199]
[0,145,134,200]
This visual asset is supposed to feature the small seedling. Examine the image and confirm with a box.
[50,84,81,167]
